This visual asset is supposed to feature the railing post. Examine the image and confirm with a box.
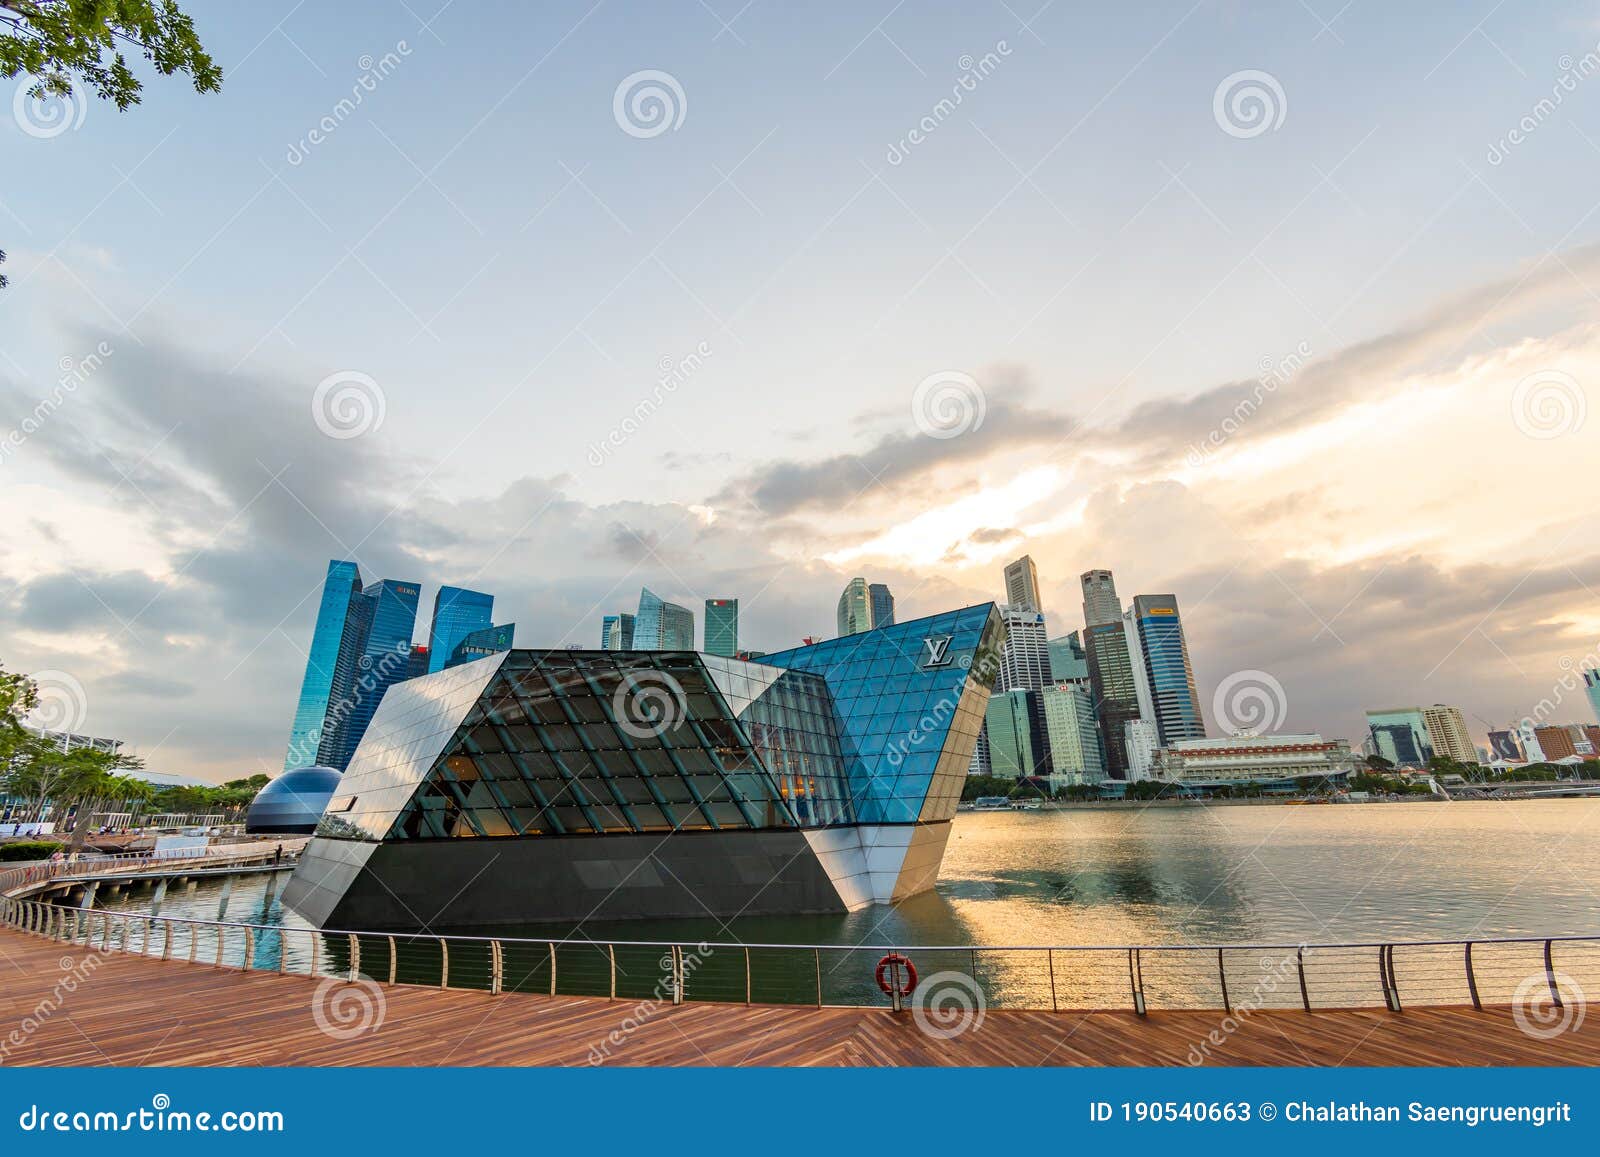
[490,940,503,995]
[609,944,617,1000]
[348,933,361,982]
[439,939,448,989]
[215,924,224,967]
[388,936,397,986]
[161,921,173,961]
[549,942,557,997]
[1545,940,1563,1009]
[1218,948,1231,1013]
[278,928,288,974]
[310,931,320,978]
[1048,948,1058,1012]
[244,926,255,971]
[1464,942,1482,1011]
[814,947,822,1008]
[671,945,683,1006]
[1296,947,1311,1011]
[1129,948,1146,1016]
[745,946,752,1006]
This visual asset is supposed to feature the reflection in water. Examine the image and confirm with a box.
[87,800,1600,1007]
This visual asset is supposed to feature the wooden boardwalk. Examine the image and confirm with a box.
[2,927,1596,1067]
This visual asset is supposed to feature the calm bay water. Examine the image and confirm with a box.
[98,800,1600,947]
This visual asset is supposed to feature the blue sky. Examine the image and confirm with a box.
[3,1,1599,777]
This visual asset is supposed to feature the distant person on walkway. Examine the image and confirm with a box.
[273,844,283,864]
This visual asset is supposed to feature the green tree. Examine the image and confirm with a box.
[1364,753,1394,771]
[1,0,221,109]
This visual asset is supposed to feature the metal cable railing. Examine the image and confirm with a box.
[0,839,307,899]
[3,895,1594,1015]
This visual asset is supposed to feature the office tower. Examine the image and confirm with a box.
[1048,631,1089,684]
[1080,568,1122,627]
[602,612,636,650]
[1487,727,1523,762]
[1365,708,1434,767]
[1421,704,1478,764]
[1587,670,1600,725]
[635,588,695,649]
[836,577,873,636]
[447,623,514,668]
[1519,719,1547,762]
[996,606,1052,693]
[868,582,895,628]
[284,561,365,770]
[427,586,494,674]
[985,689,1049,779]
[286,563,422,772]
[1125,718,1160,781]
[407,645,431,679]
[1084,615,1146,778]
[1004,554,1044,613]
[1041,682,1104,784]
[1533,725,1578,761]
[704,598,739,658]
[1131,595,1205,745]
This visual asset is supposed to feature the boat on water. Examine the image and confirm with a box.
[972,796,1011,811]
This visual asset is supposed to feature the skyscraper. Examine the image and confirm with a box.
[1048,631,1089,683]
[836,577,873,636]
[868,582,895,628]
[1125,718,1160,781]
[1421,704,1478,764]
[285,562,421,772]
[1081,568,1122,627]
[704,598,739,657]
[985,689,1048,779]
[447,623,515,668]
[1131,594,1205,745]
[1084,616,1143,778]
[1487,727,1523,762]
[1041,682,1104,784]
[636,588,694,649]
[1366,708,1433,766]
[602,613,635,650]
[427,586,494,675]
[1586,670,1600,725]
[1004,554,1044,612]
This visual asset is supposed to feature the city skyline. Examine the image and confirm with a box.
[3,5,1598,780]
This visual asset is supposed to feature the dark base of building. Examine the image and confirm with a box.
[283,829,849,932]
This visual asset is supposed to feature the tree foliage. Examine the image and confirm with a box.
[0,0,220,108]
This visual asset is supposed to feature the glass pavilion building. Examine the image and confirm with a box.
[284,603,1005,930]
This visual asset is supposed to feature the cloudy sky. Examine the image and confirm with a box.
[2,1,1597,781]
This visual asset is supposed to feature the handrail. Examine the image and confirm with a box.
[0,839,307,900]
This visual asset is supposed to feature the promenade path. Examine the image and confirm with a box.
[2,928,1597,1066]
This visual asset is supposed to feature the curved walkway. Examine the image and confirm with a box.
[2,928,1596,1067]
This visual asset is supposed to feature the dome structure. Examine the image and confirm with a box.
[245,766,342,834]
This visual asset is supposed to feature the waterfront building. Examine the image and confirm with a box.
[1421,704,1478,764]
[602,612,636,650]
[868,582,895,629]
[704,598,739,657]
[1533,724,1579,761]
[836,577,873,636]
[985,688,1048,779]
[284,561,420,772]
[1365,708,1433,767]
[23,727,121,755]
[1048,631,1089,684]
[427,587,494,675]
[1150,733,1358,792]
[1519,719,1547,762]
[1125,718,1160,781]
[1130,594,1206,745]
[1588,670,1600,725]
[284,603,1006,929]
[635,588,695,649]
[244,766,341,834]
[449,623,514,668]
[1004,554,1044,612]
[1041,683,1104,784]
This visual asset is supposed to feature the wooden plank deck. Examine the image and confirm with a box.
[2,928,1596,1067]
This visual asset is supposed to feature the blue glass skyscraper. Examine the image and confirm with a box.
[1131,594,1205,745]
[283,560,363,771]
[635,587,694,649]
[447,622,515,668]
[704,598,738,657]
[427,586,494,674]
[284,562,421,772]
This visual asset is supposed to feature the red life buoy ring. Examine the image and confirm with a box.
[875,953,917,997]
